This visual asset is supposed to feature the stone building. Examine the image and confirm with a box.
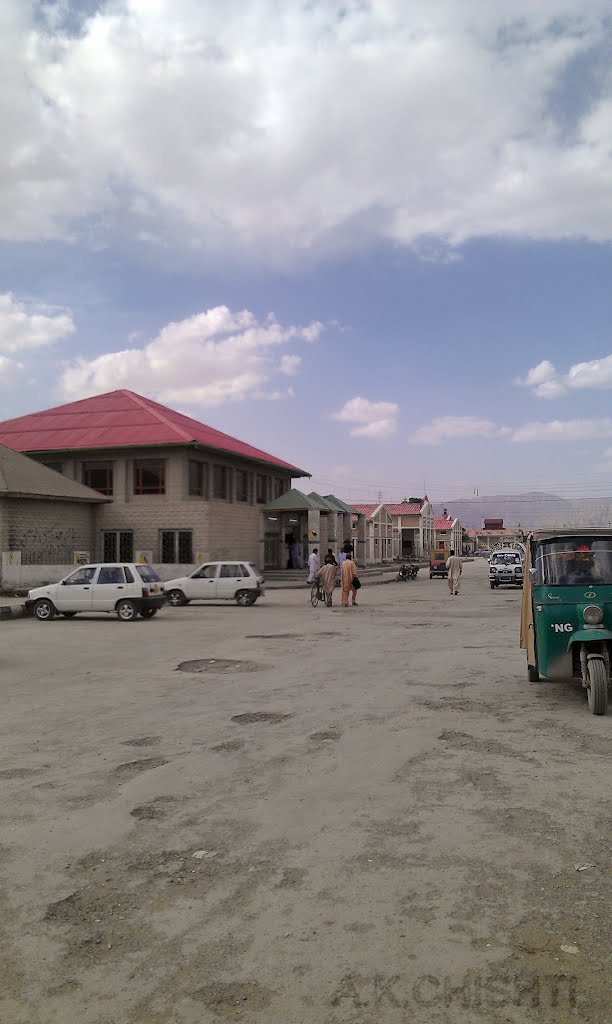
[465,523,525,553]
[384,498,435,560]
[351,504,393,563]
[434,515,463,555]
[0,443,109,588]
[0,389,309,574]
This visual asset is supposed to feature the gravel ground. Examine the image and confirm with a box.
[0,560,609,1024]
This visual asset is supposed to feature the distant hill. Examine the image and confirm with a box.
[433,492,612,531]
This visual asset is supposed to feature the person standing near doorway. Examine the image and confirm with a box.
[307,548,320,584]
[446,550,462,595]
[341,552,359,607]
[291,538,303,570]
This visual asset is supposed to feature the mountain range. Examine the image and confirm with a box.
[433,492,612,531]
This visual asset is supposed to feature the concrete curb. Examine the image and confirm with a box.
[267,574,415,590]
[0,604,26,620]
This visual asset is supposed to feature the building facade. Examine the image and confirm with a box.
[351,504,393,563]
[466,527,525,552]
[384,498,435,559]
[0,390,309,575]
[434,516,463,554]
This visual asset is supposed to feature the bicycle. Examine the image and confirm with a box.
[310,578,325,607]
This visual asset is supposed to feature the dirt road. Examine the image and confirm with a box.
[0,561,609,1023]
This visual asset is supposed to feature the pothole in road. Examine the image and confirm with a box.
[177,659,263,674]
[310,728,343,741]
[245,633,300,640]
[121,736,161,747]
[0,767,45,780]
[231,712,292,725]
[245,632,340,640]
[114,757,168,777]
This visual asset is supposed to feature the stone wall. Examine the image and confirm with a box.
[0,498,97,565]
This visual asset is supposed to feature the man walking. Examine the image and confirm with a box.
[316,560,337,607]
[341,552,359,607]
[446,549,462,595]
[307,548,320,584]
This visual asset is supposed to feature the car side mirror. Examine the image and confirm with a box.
[528,568,537,578]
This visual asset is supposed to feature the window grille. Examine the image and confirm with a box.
[160,530,193,563]
[103,531,134,562]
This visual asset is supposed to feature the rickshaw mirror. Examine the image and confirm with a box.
[528,567,537,578]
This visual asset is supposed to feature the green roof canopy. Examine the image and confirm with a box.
[323,494,359,516]
[263,489,362,515]
[263,488,329,513]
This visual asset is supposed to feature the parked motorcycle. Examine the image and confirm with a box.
[396,563,419,581]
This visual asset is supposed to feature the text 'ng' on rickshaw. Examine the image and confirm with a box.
[520,530,612,715]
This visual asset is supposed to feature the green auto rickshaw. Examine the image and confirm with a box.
[520,530,612,714]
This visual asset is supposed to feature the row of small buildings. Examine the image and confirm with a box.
[0,388,471,588]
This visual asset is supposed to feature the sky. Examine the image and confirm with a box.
[1,0,611,505]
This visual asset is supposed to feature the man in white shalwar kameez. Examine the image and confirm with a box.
[307,549,320,584]
[446,550,462,595]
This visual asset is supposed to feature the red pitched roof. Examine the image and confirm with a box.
[352,503,379,519]
[0,390,308,474]
[435,516,455,530]
[384,501,424,516]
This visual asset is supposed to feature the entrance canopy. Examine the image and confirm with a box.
[261,490,364,569]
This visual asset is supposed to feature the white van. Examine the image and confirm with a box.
[164,561,264,607]
[25,564,165,621]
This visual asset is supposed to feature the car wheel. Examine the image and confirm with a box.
[236,590,256,606]
[116,599,138,622]
[139,607,158,619]
[166,589,186,607]
[33,598,55,621]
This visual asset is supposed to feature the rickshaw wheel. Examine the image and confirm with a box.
[528,663,539,682]
[586,657,608,715]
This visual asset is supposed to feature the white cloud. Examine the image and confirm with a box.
[567,355,612,391]
[409,416,510,446]
[279,354,302,376]
[517,353,612,398]
[1,2,611,258]
[332,397,399,439]
[60,305,323,405]
[0,354,25,386]
[0,292,75,354]
[511,418,612,442]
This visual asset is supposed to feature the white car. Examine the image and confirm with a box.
[164,561,264,607]
[489,551,524,589]
[25,563,166,622]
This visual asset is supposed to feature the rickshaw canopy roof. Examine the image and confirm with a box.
[527,528,612,543]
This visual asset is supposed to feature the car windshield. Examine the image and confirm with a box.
[136,565,162,583]
[493,553,521,565]
[534,538,612,585]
